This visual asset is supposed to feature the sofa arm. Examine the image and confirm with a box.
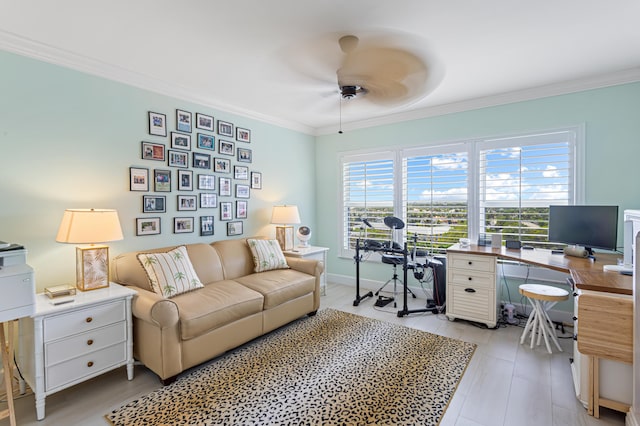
[131,287,180,328]
[287,257,324,277]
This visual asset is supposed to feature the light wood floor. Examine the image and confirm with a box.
[4,282,626,425]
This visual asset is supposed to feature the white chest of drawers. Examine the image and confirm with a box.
[18,283,136,420]
[446,252,498,328]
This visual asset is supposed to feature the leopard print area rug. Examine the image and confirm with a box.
[106,308,476,425]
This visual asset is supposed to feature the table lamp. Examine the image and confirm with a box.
[271,205,300,251]
[56,208,123,291]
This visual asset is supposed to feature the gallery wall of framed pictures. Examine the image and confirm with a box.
[131,109,261,237]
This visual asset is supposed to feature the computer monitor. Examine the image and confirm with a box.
[548,205,619,255]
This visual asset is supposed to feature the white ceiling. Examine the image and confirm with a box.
[1,0,640,135]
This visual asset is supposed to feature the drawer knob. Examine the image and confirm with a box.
[86,317,93,323]
[87,361,94,367]
[87,339,94,346]
[464,288,476,293]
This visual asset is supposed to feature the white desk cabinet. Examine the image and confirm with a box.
[18,283,136,420]
[284,246,329,295]
[446,252,498,328]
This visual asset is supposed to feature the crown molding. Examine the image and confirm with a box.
[0,30,315,135]
[315,67,640,135]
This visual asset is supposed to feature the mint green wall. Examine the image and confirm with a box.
[315,82,640,283]
[0,50,315,291]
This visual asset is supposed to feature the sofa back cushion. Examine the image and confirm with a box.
[112,243,224,291]
[212,238,263,280]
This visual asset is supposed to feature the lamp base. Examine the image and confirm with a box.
[76,245,110,291]
[275,226,294,251]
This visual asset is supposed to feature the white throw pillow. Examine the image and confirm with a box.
[137,246,204,298]
[248,239,289,272]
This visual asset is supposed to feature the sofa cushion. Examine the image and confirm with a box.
[247,239,289,272]
[137,246,204,298]
[235,269,315,310]
[172,280,264,340]
[212,238,262,280]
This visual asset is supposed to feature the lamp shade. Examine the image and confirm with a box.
[270,205,301,225]
[56,209,124,244]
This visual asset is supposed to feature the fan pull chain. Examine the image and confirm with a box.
[338,96,343,134]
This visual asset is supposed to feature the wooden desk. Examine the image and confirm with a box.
[446,244,633,417]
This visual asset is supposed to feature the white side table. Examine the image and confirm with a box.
[17,283,136,420]
[284,246,329,295]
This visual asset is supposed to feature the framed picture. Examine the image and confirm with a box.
[218,120,233,137]
[227,221,243,236]
[236,200,248,219]
[168,150,189,168]
[237,147,252,163]
[154,169,171,192]
[178,169,193,190]
[130,167,149,191]
[198,174,215,190]
[250,171,262,189]
[143,195,166,213]
[148,111,167,137]
[171,132,191,150]
[176,109,192,133]
[136,217,161,236]
[192,152,211,169]
[214,157,231,173]
[197,133,215,151]
[234,165,249,180]
[220,201,233,220]
[219,140,235,156]
[174,217,194,234]
[236,127,251,143]
[196,113,214,131]
[200,215,214,236]
[219,177,232,196]
[177,195,197,211]
[200,193,217,208]
[141,141,165,161]
[235,184,250,199]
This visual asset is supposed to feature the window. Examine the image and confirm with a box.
[339,127,582,257]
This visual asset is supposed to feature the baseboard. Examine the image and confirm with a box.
[627,409,639,426]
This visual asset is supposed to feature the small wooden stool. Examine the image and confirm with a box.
[519,284,569,353]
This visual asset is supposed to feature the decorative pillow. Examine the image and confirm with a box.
[247,239,289,272]
[137,246,204,298]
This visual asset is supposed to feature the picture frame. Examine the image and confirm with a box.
[177,195,197,211]
[218,120,233,137]
[178,169,193,190]
[198,174,215,190]
[143,195,166,213]
[130,167,149,191]
[148,111,167,137]
[192,152,211,169]
[220,201,233,220]
[235,184,250,199]
[237,147,252,163]
[234,165,249,180]
[200,193,217,208]
[196,113,214,131]
[171,132,191,151]
[219,177,232,196]
[227,221,243,236]
[250,171,262,189]
[136,217,161,236]
[236,127,251,143]
[214,157,231,173]
[236,200,248,219]
[200,215,214,236]
[197,133,215,151]
[174,217,194,234]
[168,150,189,168]
[176,109,192,133]
[141,141,166,161]
[154,169,171,192]
[219,140,235,156]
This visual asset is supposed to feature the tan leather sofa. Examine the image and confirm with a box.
[111,238,323,384]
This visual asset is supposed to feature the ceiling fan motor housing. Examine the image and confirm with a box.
[341,85,358,99]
